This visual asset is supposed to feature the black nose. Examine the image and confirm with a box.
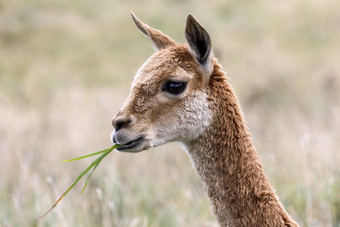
[112,116,132,131]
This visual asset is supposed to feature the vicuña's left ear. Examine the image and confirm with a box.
[185,14,213,72]
[131,12,176,51]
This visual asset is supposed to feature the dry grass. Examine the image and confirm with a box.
[0,0,340,226]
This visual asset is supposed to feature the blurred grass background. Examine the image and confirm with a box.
[1,0,340,226]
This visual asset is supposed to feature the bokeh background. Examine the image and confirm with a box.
[1,0,340,226]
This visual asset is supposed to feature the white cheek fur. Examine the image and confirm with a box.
[150,90,212,145]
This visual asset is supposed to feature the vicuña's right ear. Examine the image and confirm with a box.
[131,12,176,51]
[185,14,213,71]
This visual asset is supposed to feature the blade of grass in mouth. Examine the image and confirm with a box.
[61,146,114,163]
[37,144,120,219]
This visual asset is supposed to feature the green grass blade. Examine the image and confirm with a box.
[81,149,111,194]
[61,146,115,163]
[81,162,100,194]
[81,150,111,194]
[38,144,120,219]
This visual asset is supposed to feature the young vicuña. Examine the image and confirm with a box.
[111,12,298,226]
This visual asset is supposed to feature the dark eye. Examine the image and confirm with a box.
[162,81,187,95]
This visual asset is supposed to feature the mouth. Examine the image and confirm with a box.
[116,135,145,152]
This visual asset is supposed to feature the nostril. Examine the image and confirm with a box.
[112,135,117,144]
[113,116,132,131]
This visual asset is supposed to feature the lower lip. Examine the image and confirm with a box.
[117,136,145,151]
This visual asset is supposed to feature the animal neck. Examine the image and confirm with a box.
[185,61,297,226]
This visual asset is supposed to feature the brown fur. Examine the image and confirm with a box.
[112,13,299,226]
[186,61,298,226]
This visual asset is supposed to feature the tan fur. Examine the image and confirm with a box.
[112,14,299,226]
[186,61,298,226]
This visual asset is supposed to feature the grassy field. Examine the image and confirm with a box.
[1,0,340,226]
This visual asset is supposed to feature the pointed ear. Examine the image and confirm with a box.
[185,14,212,67]
[131,12,176,51]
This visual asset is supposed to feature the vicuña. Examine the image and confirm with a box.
[111,12,298,226]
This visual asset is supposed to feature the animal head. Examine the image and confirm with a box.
[111,13,215,152]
